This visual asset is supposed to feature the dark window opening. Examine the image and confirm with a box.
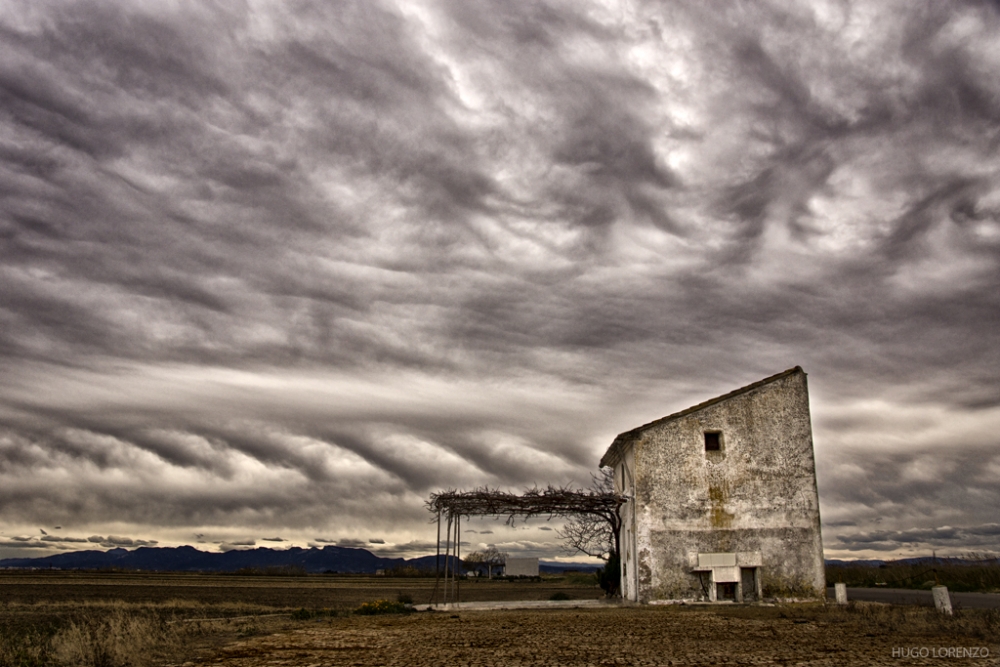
[717,582,737,601]
[704,432,721,451]
[741,567,758,602]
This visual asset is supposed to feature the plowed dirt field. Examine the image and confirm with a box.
[178,606,998,667]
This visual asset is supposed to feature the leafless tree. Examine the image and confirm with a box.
[557,468,621,562]
[483,545,507,578]
[463,551,486,576]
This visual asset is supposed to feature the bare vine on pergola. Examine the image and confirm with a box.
[427,485,622,524]
[425,485,624,604]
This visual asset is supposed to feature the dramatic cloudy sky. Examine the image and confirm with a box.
[1,0,999,562]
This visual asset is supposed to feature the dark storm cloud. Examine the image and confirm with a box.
[335,539,368,549]
[0,533,157,552]
[1,0,999,558]
[835,523,1000,552]
[40,535,89,543]
[103,536,158,547]
[819,440,1000,553]
[0,0,489,368]
[0,539,68,551]
[2,0,995,385]
[370,540,438,556]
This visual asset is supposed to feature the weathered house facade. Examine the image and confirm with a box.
[600,367,824,603]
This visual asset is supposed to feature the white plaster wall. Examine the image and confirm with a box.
[505,557,539,577]
[630,370,824,601]
[615,446,638,601]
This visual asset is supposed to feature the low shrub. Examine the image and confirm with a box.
[235,621,261,638]
[289,608,337,621]
[597,554,620,596]
[549,592,571,601]
[353,600,411,616]
[562,572,601,586]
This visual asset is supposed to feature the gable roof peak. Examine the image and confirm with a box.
[599,366,805,468]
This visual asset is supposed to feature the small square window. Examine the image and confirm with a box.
[704,432,721,451]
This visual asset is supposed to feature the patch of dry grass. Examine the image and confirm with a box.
[0,628,49,667]
[832,600,1000,639]
[0,600,298,667]
[1,603,179,667]
[701,599,1000,640]
[49,606,177,667]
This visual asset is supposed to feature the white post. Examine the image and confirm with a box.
[835,582,848,605]
[932,585,953,615]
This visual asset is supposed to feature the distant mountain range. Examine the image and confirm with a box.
[5,547,988,574]
[0,545,601,574]
[825,556,997,567]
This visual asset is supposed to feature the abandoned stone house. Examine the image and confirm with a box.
[600,367,824,603]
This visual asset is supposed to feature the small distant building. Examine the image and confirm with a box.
[601,367,824,603]
[504,557,539,577]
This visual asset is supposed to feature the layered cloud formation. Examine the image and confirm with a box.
[1,0,999,559]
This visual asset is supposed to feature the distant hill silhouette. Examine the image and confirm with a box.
[0,545,600,574]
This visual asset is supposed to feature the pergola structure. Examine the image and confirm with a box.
[425,486,623,604]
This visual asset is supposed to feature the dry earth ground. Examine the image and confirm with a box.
[3,573,998,666]
[179,606,1000,667]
